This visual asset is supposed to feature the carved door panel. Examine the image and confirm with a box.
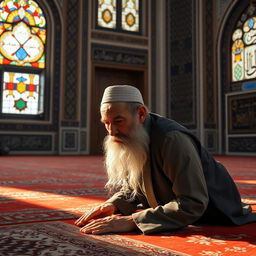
[90,66,146,155]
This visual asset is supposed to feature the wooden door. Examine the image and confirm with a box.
[90,66,146,155]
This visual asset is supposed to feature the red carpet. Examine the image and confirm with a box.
[0,155,255,255]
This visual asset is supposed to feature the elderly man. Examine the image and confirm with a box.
[75,85,256,235]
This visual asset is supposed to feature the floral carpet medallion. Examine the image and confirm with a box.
[0,221,190,256]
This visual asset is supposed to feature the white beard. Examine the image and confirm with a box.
[103,123,149,198]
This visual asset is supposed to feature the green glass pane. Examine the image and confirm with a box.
[2,71,42,115]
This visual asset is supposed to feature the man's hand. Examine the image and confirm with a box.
[79,215,137,234]
[75,203,117,227]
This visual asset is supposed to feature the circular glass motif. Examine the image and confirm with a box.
[125,12,135,27]
[102,9,112,24]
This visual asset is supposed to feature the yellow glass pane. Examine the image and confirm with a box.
[98,0,117,29]
[122,0,139,32]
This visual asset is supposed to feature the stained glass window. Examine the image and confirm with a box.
[2,71,42,114]
[0,0,46,116]
[97,0,117,29]
[0,0,46,68]
[97,0,141,33]
[232,16,256,81]
[122,0,139,32]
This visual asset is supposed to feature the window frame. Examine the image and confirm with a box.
[95,0,143,35]
[0,65,47,120]
[0,0,48,121]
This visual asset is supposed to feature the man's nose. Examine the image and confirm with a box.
[108,124,118,136]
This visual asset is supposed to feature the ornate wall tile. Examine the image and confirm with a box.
[228,137,256,153]
[166,0,196,128]
[63,0,79,121]
[205,0,216,127]
[92,44,148,67]
[0,134,53,152]
[80,0,89,128]
[227,92,256,134]
[61,129,79,153]
[91,31,148,46]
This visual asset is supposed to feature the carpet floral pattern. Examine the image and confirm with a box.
[0,221,189,256]
[0,155,255,256]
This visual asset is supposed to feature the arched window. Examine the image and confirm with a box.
[0,0,46,116]
[231,9,256,82]
[96,0,141,34]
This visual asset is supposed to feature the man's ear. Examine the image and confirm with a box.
[137,106,147,123]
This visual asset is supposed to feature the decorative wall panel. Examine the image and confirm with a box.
[0,134,53,152]
[61,129,78,152]
[91,31,147,45]
[227,92,256,134]
[92,44,147,67]
[80,0,89,128]
[229,136,256,153]
[63,0,79,121]
[205,0,216,128]
[167,0,196,128]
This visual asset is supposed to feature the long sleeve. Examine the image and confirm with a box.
[132,131,209,234]
[106,188,142,215]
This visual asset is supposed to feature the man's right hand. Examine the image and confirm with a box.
[74,202,117,227]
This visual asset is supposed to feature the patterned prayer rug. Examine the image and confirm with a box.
[0,156,108,225]
[1,221,255,256]
[0,221,189,256]
[0,155,255,256]
[123,222,256,256]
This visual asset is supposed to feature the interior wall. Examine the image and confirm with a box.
[0,0,62,155]
[217,0,256,155]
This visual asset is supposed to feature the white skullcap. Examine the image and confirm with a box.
[101,85,144,105]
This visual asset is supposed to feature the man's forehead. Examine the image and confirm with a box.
[100,102,128,114]
[100,103,132,120]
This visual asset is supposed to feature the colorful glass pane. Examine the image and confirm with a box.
[121,0,139,32]
[243,17,256,45]
[2,71,43,114]
[244,44,256,79]
[232,36,244,81]
[0,0,46,68]
[98,0,116,29]
[231,17,256,82]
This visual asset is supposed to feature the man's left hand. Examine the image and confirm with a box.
[79,215,137,235]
